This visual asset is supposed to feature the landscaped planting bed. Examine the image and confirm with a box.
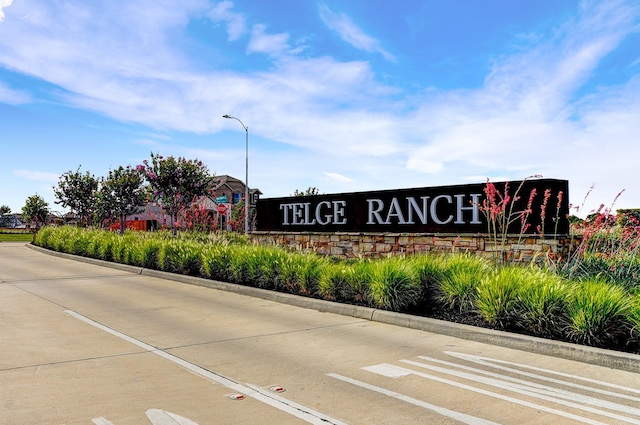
[33,225,640,354]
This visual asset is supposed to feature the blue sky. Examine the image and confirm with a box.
[1,0,639,217]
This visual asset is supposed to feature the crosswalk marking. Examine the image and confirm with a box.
[328,373,502,425]
[330,351,640,425]
[444,351,640,399]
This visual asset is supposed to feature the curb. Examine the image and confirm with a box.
[28,244,640,373]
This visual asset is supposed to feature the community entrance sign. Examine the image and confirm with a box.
[256,179,569,234]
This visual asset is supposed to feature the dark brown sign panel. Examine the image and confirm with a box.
[256,179,569,235]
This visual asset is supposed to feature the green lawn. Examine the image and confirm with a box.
[0,233,34,242]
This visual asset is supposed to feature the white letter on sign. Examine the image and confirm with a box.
[367,199,385,224]
[430,195,453,225]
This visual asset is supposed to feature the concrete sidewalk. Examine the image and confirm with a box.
[27,243,640,374]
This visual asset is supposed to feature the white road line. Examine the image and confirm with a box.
[145,409,199,425]
[445,351,640,398]
[400,359,640,424]
[65,309,349,425]
[327,373,502,425]
[411,356,640,417]
[364,363,611,425]
[92,419,113,425]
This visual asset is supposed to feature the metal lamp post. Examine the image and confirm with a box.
[222,115,249,235]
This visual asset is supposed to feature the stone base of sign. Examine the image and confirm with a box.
[249,231,581,263]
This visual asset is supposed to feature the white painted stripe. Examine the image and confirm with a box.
[65,309,348,425]
[445,351,640,398]
[92,419,114,425]
[400,359,640,424]
[364,363,610,425]
[413,356,640,417]
[146,408,199,425]
[328,373,502,425]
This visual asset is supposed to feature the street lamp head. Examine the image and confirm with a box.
[222,114,230,118]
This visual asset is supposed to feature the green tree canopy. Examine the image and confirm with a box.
[54,166,99,226]
[293,187,321,197]
[0,205,10,216]
[22,194,49,229]
[137,153,214,235]
[97,165,147,234]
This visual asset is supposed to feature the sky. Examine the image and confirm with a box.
[1,0,639,218]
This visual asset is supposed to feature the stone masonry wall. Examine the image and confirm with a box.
[249,231,581,263]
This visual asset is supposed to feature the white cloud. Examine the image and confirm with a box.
[208,1,246,41]
[324,172,353,183]
[0,81,30,104]
[400,0,640,215]
[318,2,396,62]
[246,24,291,56]
[1,0,639,216]
[0,0,12,22]
[14,169,59,182]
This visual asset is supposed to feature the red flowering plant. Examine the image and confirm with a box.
[479,175,566,265]
[183,195,219,232]
[565,189,640,290]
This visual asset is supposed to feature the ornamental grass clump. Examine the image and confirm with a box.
[317,259,371,304]
[435,254,490,313]
[272,252,325,295]
[200,244,231,281]
[476,266,570,336]
[96,230,120,261]
[369,256,421,311]
[225,245,255,284]
[406,253,447,303]
[565,278,634,347]
[630,296,640,343]
[131,237,163,268]
[253,245,289,289]
[475,267,521,328]
[156,239,203,275]
[511,270,569,338]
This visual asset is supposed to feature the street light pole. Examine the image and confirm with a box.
[222,115,249,235]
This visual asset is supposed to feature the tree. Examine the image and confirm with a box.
[0,205,10,216]
[22,194,49,230]
[293,187,321,197]
[97,165,147,234]
[137,153,214,235]
[54,166,99,226]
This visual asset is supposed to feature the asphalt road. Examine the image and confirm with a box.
[1,242,640,425]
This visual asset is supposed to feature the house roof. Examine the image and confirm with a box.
[213,175,262,196]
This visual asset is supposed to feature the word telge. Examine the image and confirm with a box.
[256,179,569,234]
